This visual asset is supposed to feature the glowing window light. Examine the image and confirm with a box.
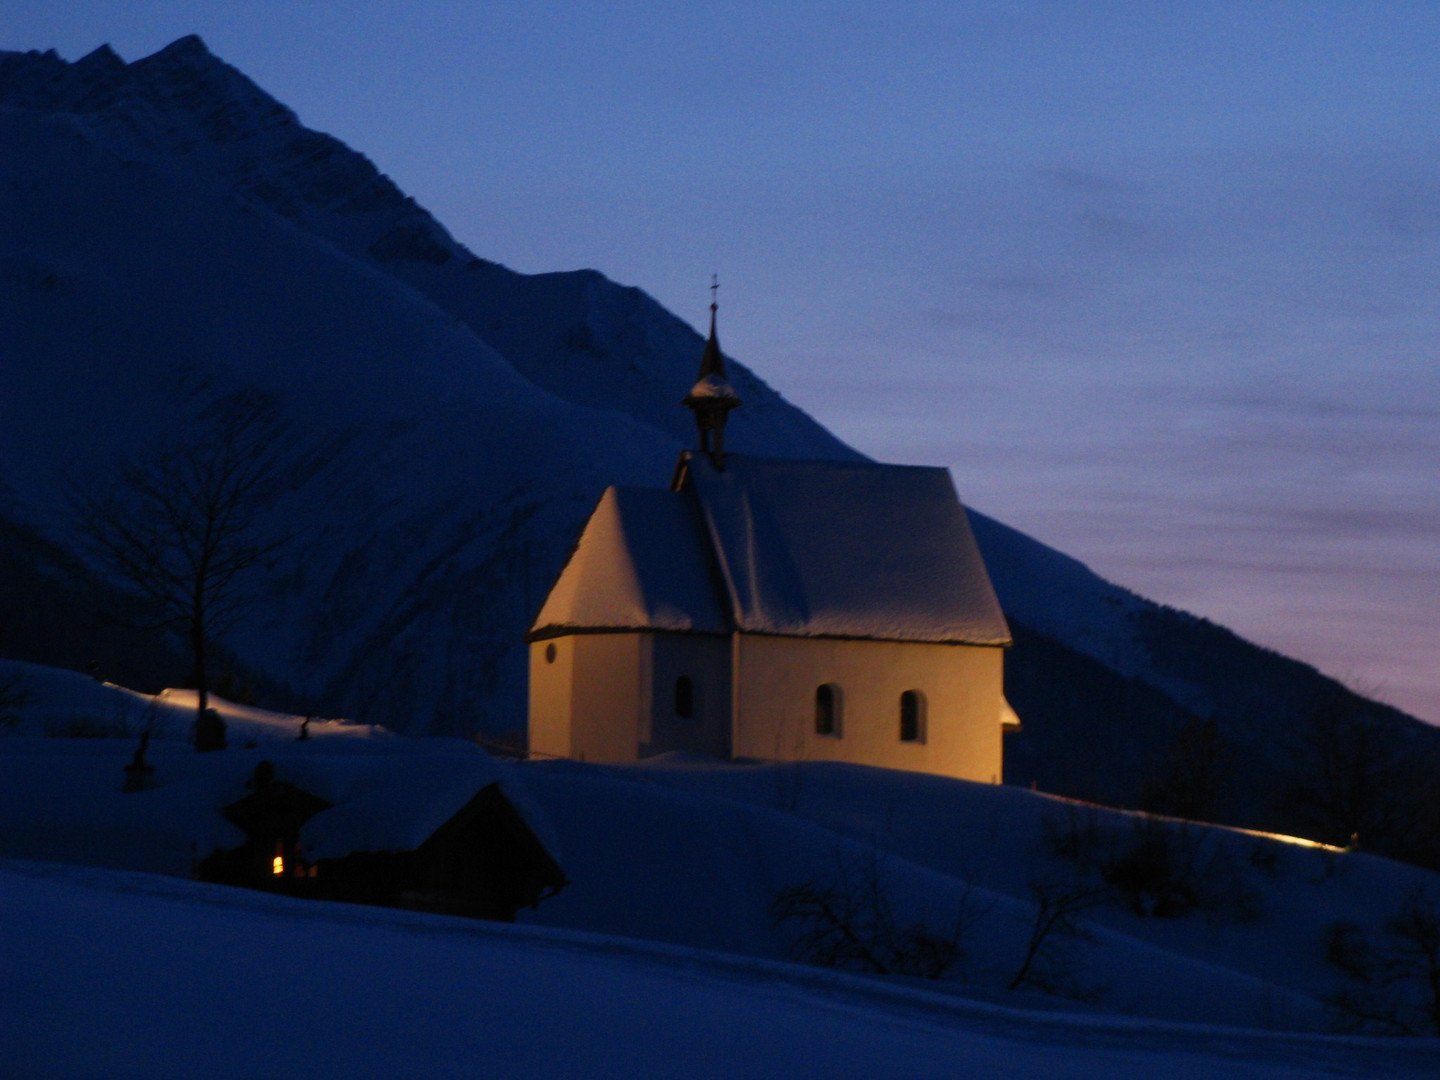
[272,854,284,876]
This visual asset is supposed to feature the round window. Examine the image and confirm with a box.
[545,642,557,664]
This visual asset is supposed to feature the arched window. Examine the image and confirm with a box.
[815,683,842,736]
[899,690,926,743]
[674,676,694,719]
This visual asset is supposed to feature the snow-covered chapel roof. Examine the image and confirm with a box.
[529,486,731,637]
[529,454,1010,647]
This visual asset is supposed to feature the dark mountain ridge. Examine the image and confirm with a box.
[2,37,1435,863]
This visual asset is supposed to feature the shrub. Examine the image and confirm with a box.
[1325,885,1440,1035]
[772,848,987,981]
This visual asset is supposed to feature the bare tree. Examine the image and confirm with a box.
[1284,689,1400,850]
[1140,715,1234,824]
[71,388,293,749]
[1008,877,1108,998]
[772,847,989,980]
[1325,884,1440,1035]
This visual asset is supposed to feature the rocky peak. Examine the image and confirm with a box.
[72,44,125,76]
[0,35,452,260]
[1,34,853,461]
[0,35,291,131]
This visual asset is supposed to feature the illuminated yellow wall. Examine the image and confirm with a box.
[528,636,575,759]
[730,636,1004,783]
[529,634,645,763]
[531,631,1006,782]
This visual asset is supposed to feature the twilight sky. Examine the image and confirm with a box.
[5,3,1438,722]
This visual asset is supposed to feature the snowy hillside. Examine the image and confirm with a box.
[971,513,1440,835]
[6,660,1440,1076]
[0,658,378,747]
[2,36,1435,860]
[5,662,1440,1039]
[6,859,1438,1080]
[515,753,1440,1034]
[5,685,1440,1073]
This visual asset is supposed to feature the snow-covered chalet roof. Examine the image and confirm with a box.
[283,738,535,860]
[530,454,1010,647]
[0,733,559,874]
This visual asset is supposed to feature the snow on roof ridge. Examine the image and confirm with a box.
[529,485,730,638]
[532,455,1010,645]
[686,453,1010,645]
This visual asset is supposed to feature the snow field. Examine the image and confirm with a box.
[3,859,1435,1080]
[515,755,1440,1031]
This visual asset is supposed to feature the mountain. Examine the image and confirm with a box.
[2,38,1435,857]
[0,36,851,736]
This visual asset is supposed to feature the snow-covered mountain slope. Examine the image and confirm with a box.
[970,511,1440,837]
[1,36,1434,854]
[0,37,853,460]
[0,508,192,690]
[8,860,1435,1079]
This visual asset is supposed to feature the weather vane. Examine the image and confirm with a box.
[710,273,719,314]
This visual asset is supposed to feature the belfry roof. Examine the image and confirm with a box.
[682,306,740,407]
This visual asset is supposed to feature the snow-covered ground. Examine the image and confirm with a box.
[0,658,380,744]
[0,660,561,876]
[513,754,1440,1032]
[4,858,1435,1080]
[4,661,1440,1074]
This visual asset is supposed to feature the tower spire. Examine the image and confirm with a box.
[682,276,742,467]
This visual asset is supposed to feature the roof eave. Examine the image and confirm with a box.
[526,624,732,643]
[527,624,1010,647]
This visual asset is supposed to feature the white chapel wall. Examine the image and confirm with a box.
[730,636,1005,783]
[528,637,574,759]
[529,634,647,763]
[532,631,1006,780]
[643,632,731,759]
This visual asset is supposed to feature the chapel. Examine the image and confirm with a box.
[527,299,1016,783]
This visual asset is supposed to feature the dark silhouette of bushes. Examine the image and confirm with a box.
[1325,884,1440,1036]
[772,848,987,981]
[1044,803,1260,921]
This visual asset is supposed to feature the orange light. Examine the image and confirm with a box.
[272,855,284,876]
[1239,829,1345,852]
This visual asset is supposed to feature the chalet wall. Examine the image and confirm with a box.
[730,636,1005,783]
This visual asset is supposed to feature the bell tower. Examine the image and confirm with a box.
[682,277,742,467]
